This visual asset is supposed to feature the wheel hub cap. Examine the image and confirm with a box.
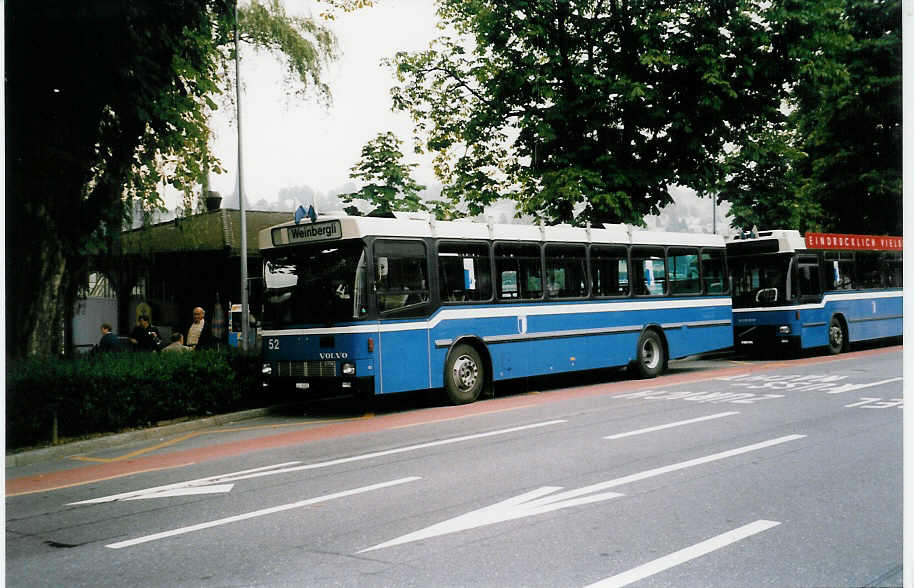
[452,355,478,390]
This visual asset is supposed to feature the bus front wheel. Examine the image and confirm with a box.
[633,330,666,378]
[445,344,484,405]
[828,316,847,355]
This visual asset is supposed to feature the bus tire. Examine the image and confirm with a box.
[445,344,484,404]
[633,330,666,378]
[827,315,847,355]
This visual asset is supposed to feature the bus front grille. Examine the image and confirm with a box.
[276,360,337,377]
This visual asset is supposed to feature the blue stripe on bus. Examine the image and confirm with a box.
[263,296,733,395]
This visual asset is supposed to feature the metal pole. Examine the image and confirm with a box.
[712,193,717,235]
[235,0,250,350]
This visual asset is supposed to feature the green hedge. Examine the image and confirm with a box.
[6,349,271,450]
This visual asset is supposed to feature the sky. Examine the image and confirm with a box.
[165,1,440,211]
[161,0,728,234]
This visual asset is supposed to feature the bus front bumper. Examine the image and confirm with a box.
[734,325,800,352]
[263,374,375,397]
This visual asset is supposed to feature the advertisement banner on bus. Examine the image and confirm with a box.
[805,233,902,251]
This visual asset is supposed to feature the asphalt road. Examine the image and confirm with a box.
[5,346,903,587]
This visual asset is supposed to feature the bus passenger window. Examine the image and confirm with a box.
[884,252,903,287]
[700,249,727,294]
[797,255,821,297]
[855,251,883,289]
[591,245,629,297]
[494,243,543,300]
[544,244,587,298]
[631,246,666,296]
[438,242,492,302]
[824,252,855,290]
[374,240,430,312]
[668,247,700,295]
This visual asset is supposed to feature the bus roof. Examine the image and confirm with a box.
[260,212,726,251]
[727,229,903,254]
[726,229,806,253]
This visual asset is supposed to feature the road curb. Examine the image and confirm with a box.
[5,406,281,469]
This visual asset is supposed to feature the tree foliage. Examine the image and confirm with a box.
[341,132,428,215]
[5,1,338,357]
[707,0,900,234]
[389,0,794,226]
[795,0,901,235]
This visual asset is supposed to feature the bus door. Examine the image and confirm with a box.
[373,239,433,394]
[796,254,827,347]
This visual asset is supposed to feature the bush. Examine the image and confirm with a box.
[6,348,267,450]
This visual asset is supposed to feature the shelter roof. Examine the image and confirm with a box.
[122,209,292,256]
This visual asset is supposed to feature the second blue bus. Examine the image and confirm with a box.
[727,230,902,355]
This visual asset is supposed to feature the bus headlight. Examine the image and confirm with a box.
[341,362,356,376]
[262,363,272,376]
[778,325,791,335]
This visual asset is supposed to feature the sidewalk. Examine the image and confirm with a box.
[5,406,280,469]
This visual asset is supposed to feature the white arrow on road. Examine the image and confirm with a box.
[68,462,302,505]
[359,484,626,553]
[124,484,236,500]
[360,434,805,553]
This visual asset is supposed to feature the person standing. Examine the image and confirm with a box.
[186,306,215,350]
[94,323,122,353]
[129,315,162,352]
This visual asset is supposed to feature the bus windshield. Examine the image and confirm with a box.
[263,240,368,327]
[729,253,793,308]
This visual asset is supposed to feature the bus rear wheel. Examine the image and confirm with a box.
[445,344,484,404]
[633,330,666,378]
[828,316,847,355]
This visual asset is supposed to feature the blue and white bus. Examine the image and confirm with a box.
[727,230,903,355]
[259,212,733,404]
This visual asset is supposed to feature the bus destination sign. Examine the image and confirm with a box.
[272,220,342,246]
[805,232,902,251]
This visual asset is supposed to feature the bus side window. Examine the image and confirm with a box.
[494,243,543,300]
[544,244,587,299]
[824,252,855,290]
[856,251,883,289]
[668,247,700,295]
[591,245,629,297]
[374,240,430,312]
[797,255,821,298]
[700,249,727,294]
[631,246,666,296]
[438,241,492,303]
[884,252,903,287]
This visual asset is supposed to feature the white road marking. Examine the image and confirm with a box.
[359,485,626,553]
[824,377,903,394]
[69,462,302,505]
[584,520,781,587]
[106,477,421,549]
[360,435,803,552]
[72,420,565,506]
[604,412,739,439]
[125,485,235,500]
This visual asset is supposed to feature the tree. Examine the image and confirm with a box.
[794,0,901,235]
[721,0,900,234]
[389,0,795,226]
[5,1,338,357]
[341,132,429,215]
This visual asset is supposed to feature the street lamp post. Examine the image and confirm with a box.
[234,0,250,350]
